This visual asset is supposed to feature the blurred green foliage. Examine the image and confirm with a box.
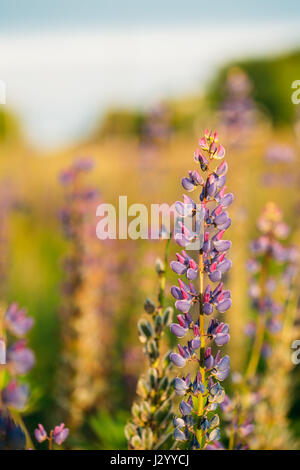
[93,49,300,140]
[88,410,129,450]
[6,212,64,427]
[94,109,144,139]
[0,109,22,143]
[207,50,300,125]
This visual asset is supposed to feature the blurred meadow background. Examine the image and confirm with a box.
[1,0,300,450]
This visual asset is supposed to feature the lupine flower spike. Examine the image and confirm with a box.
[126,237,174,450]
[170,130,233,449]
[246,202,296,379]
[243,203,299,449]
[223,203,298,450]
[0,303,35,449]
[58,158,119,427]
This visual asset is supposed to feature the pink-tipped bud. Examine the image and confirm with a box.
[216,229,225,240]
[176,252,185,264]
[210,262,218,272]
[193,325,200,336]
[189,259,197,270]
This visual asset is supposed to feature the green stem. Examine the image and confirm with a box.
[158,236,172,309]
[245,254,270,380]
[245,314,266,380]
[0,308,6,408]
[196,251,205,448]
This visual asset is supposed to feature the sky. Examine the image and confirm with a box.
[0,1,300,149]
[1,1,300,30]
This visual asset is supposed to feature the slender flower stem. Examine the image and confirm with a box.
[246,256,269,380]
[158,236,172,311]
[228,428,235,450]
[48,431,53,450]
[245,315,266,380]
[199,252,205,369]
[0,309,4,409]
[196,251,205,446]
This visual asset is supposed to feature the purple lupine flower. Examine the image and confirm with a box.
[206,440,225,450]
[73,157,94,172]
[170,323,188,338]
[218,67,257,147]
[34,424,47,443]
[59,158,94,185]
[170,131,232,449]
[174,377,189,396]
[59,169,74,185]
[7,340,35,375]
[220,394,232,414]
[52,423,69,445]
[207,319,230,346]
[171,278,197,314]
[1,301,35,447]
[4,303,34,337]
[212,354,230,381]
[34,423,70,448]
[171,250,198,280]
[170,352,186,368]
[174,427,187,441]
[265,144,296,164]
[2,380,29,410]
[239,420,254,437]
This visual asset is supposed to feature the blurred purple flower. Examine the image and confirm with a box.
[53,423,69,445]
[2,380,29,410]
[4,303,34,337]
[7,340,35,375]
[34,424,47,443]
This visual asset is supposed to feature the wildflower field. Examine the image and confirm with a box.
[1,30,300,451]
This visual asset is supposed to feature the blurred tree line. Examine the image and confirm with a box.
[208,49,300,125]
[92,49,300,140]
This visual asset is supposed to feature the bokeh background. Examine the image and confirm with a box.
[1,0,300,449]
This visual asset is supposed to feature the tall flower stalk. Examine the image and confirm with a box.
[250,287,300,450]
[0,302,35,449]
[170,130,233,449]
[126,237,174,450]
[58,158,117,427]
[242,202,299,449]
[245,202,296,379]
